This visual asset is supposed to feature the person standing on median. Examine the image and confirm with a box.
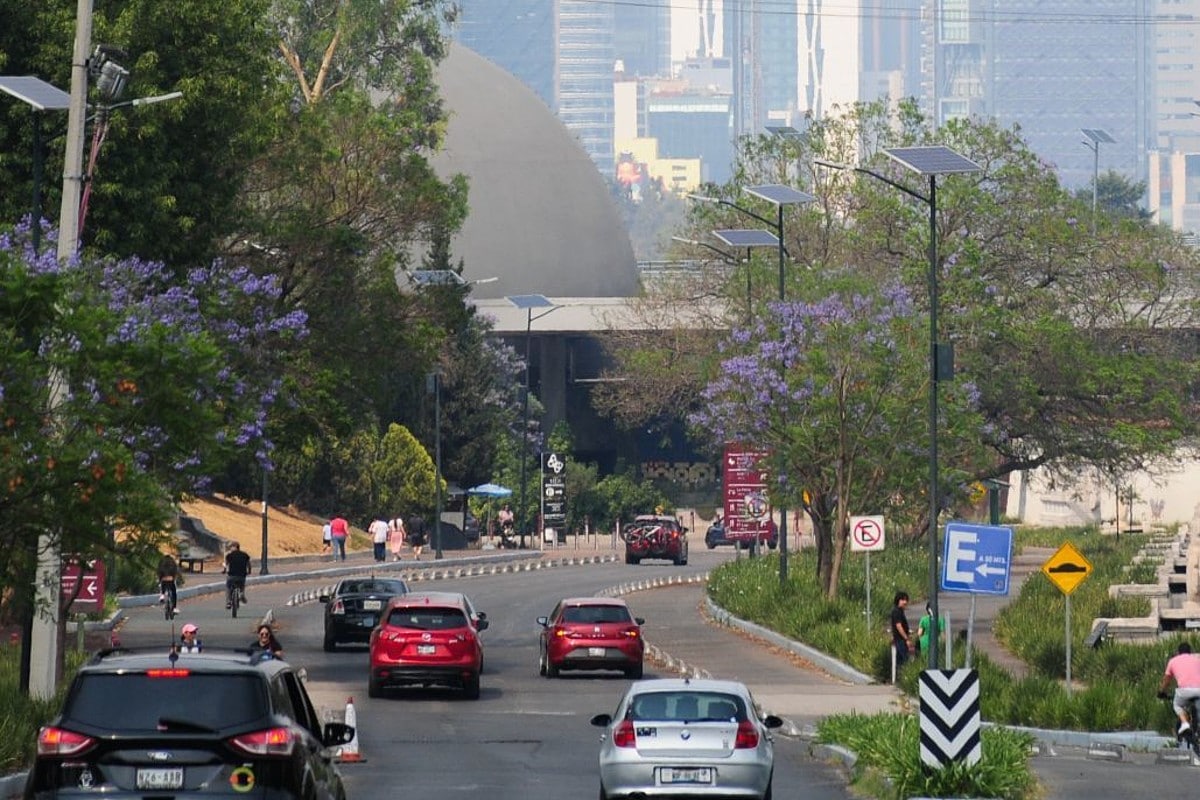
[329,515,349,561]
[890,591,914,671]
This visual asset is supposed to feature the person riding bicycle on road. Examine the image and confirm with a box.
[222,542,252,609]
[1159,641,1200,735]
[156,553,180,617]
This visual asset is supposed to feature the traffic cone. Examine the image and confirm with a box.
[335,696,364,763]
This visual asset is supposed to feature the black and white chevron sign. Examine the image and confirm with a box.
[919,669,981,768]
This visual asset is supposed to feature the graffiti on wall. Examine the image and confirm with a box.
[640,460,717,486]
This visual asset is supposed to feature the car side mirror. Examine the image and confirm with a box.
[319,594,330,603]
[536,616,549,626]
[322,722,355,747]
[635,617,645,626]
[590,713,612,728]
[476,618,490,632]
[762,714,784,729]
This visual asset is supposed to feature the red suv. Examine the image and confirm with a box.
[622,515,689,565]
[538,597,645,679]
[368,591,488,700]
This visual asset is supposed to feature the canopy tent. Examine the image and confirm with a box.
[468,483,512,498]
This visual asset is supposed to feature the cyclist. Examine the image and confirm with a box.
[223,542,252,609]
[1159,641,1200,735]
[249,624,284,660]
[156,553,180,617]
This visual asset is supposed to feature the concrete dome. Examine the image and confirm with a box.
[431,44,639,299]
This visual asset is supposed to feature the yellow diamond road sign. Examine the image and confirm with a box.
[1041,542,1093,595]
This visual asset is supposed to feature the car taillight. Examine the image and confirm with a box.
[622,627,640,639]
[734,720,759,749]
[228,727,296,757]
[612,719,637,748]
[37,727,97,757]
[331,599,346,615]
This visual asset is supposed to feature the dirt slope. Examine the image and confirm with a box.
[179,495,326,556]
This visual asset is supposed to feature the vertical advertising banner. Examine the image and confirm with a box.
[541,451,567,526]
[722,443,771,545]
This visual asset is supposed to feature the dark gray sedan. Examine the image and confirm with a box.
[321,577,409,650]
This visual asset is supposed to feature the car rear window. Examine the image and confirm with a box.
[343,579,407,595]
[630,692,745,722]
[67,673,266,730]
[562,605,632,624]
[387,606,468,630]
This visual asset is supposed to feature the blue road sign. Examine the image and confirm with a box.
[940,522,1013,595]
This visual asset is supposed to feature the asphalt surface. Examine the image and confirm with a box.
[3,542,1190,799]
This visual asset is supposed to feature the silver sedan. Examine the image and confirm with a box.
[590,677,783,799]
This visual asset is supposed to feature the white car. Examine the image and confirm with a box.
[590,677,783,800]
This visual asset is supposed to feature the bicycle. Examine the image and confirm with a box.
[226,576,246,619]
[160,580,177,621]
[1159,690,1200,758]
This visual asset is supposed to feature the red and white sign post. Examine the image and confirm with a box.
[722,443,772,553]
[61,557,106,614]
[850,515,885,633]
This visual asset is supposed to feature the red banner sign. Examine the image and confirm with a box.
[61,558,106,613]
[722,443,773,543]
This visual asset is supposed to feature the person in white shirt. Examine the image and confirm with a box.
[369,517,390,562]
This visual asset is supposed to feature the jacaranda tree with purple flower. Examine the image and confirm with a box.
[0,221,306,659]
[691,272,987,598]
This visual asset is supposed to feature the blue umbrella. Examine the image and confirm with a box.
[468,482,513,498]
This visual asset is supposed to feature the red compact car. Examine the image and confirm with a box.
[621,514,689,565]
[538,597,645,679]
[368,591,488,700]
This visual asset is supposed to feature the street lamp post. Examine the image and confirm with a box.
[1080,128,1114,236]
[689,185,814,585]
[505,294,558,549]
[427,371,444,559]
[816,146,982,669]
[0,77,71,254]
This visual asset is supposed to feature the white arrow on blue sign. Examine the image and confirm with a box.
[940,521,1013,595]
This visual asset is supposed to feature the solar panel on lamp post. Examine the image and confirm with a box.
[690,184,815,585]
[815,145,982,669]
[0,76,71,254]
[505,294,558,549]
[1080,128,1115,236]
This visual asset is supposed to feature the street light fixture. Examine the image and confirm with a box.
[815,145,982,670]
[0,76,71,254]
[688,184,815,585]
[1080,128,1114,235]
[505,293,558,549]
[672,235,749,317]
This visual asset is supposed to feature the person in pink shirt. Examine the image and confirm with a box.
[1159,641,1200,734]
[329,516,349,561]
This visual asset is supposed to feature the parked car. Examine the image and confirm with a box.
[590,677,783,800]
[621,515,689,565]
[368,591,488,700]
[705,520,778,551]
[537,597,645,679]
[321,576,409,651]
[24,647,354,800]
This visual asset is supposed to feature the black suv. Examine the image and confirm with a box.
[24,648,354,800]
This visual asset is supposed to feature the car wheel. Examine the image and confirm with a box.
[598,784,607,800]
[706,538,716,549]
[546,659,560,678]
[323,628,336,653]
[464,672,481,700]
[538,650,547,677]
[625,661,643,680]
[625,552,640,565]
[768,540,778,550]
[762,771,773,800]
[367,677,382,699]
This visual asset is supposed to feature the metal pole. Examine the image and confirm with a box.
[435,372,443,560]
[776,203,789,584]
[927,174,941,670]
[1091,143,1099,236]
[259,468,269,575]
[1065,594,1073,695]
[32,113,44,253]
[517,308,532,549]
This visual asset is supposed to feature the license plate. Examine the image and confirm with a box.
[417,644,436,655]
[663,767,712,785]
[362,599,382,610]
[136,768,184,790]
[588,647,606,657]
[359,615,375,627]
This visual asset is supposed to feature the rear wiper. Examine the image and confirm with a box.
[157,717,217,734]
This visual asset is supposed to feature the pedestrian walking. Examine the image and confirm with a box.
[329,516,349,561]
[369,517,389,562]
[388,516,406,561]
[321,520,332,555]
[407,514,428,560]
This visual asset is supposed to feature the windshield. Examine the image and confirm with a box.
[341,580,407,595]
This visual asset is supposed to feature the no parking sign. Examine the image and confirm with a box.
[850,515,885,552]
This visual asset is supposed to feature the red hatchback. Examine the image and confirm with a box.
[538,597,645,679]
[368,591,488,700]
